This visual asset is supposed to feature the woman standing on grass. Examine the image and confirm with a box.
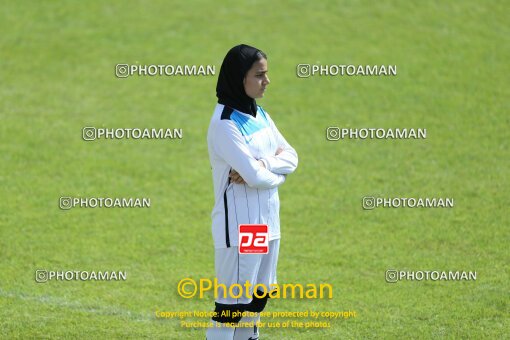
[206,44,298,340]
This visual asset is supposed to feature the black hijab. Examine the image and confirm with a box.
[216,44,267,117]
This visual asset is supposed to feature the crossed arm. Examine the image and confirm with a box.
[213,119,298,189]
[229,147,284,184]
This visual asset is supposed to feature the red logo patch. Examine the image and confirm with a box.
[239,224,269,254]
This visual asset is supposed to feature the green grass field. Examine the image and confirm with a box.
[1,0,508,338]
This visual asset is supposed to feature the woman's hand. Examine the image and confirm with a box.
[229,169,245,184]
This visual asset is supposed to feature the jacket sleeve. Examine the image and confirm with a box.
[260,114,298,175]
[212,120,286,189]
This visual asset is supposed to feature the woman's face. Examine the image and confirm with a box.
[243,58,270,99]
